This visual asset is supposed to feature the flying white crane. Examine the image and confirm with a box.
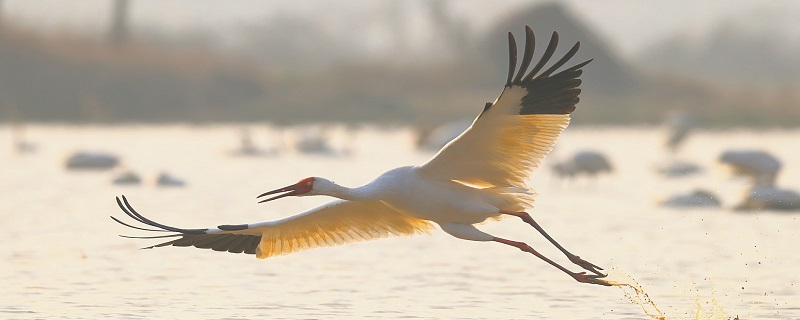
[112,26,609,286]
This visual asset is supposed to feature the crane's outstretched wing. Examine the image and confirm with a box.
[418,26,590,189]
[112,195,433,259]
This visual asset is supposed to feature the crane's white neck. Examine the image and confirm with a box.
[310,177,380,201]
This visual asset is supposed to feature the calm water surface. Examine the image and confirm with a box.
[2,125,798,319]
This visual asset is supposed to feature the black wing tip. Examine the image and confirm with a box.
[111,195,260,255]
[571,58,593,70]
[112,195,208,235]
[218,224,249,231]
[504,26,591,87]
[505,31,517,87]
[511,25,535,84]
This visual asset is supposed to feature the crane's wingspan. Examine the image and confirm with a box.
[112,195,434,259]
[418,26,591,189]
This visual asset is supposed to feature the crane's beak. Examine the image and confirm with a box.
[256,184,299,203]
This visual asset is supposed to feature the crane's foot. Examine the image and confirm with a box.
[568,254,606,277]
[572,272,612,286]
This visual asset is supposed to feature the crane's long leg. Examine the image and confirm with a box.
[493,237,609,286]
[500,210,605,277]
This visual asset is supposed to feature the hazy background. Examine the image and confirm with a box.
[1,0,799,127]
[3,2,800,318]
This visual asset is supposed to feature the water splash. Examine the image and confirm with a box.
[691,286,736,320]
[596,269,739,320]
[597,269,665,320]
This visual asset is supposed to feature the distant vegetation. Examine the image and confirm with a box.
[0,23,264,123]
[1,3,799,128]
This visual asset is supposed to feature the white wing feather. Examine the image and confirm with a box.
[113,197,434,259]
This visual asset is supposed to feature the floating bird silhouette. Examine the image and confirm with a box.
[659,189,721,208]
[112,26,608,286]
[735,185,800,211]
[719,150,781,187]
[552,150,613,180]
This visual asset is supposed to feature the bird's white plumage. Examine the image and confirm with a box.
[358,167,518,224]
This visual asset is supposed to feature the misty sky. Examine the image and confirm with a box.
[3,0,800,59]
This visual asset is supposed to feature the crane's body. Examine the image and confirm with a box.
[335,166,518,225]
[113,26,610,286]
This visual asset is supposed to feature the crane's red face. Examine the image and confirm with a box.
[257,177,315,203]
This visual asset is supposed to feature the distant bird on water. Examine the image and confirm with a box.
[659,189,721,208]
[735,185,800,211]
[719,150,781,187]
[552,150,613,180]
[113,26,609,286]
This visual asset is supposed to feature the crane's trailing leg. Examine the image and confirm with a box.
[493,237,610,286]
[500,210,606,277]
